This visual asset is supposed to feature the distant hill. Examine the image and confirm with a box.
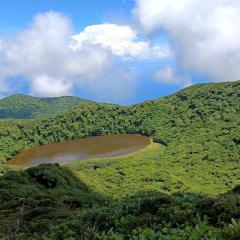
[0,94,94,119]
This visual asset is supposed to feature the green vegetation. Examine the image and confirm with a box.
[0,162,240,239]
[0,94,94,119]
[0,80,239,239]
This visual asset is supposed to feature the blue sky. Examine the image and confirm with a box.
[0,0,134,34]
[0,0,234,104]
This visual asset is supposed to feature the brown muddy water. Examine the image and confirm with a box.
[7,134,150,167]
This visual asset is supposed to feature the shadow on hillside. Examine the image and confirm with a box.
[83,188,240,234]
[0,163,108,237]
[0,163,239,238]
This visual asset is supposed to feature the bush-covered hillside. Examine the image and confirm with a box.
[0,80,239,239]
[0,94,94,119]
[1,81,239,165]
[0,163,240,239]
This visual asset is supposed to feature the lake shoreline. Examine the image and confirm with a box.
[7,134,151,168]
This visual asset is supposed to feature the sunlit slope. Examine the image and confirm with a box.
[66,141,239,197]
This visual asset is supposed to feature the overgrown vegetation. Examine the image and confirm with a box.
[0,164,239,239]
[0,80,239,239]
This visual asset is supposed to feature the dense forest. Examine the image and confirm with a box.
[1,81,239,167]
[0,81,239,239]
[0,94,94,119]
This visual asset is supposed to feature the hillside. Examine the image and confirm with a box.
[1,80,239,165]
[0,80,239,238]
[0,94,94,119]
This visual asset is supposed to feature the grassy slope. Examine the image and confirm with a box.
[0,94,94,119]
[66,141,239,199]
[1,148,240,239]
[0,81,240,238]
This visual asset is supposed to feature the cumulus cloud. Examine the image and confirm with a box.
[31,75,73,97]
[134,0,240,81]
[71,23,172,59]
[0,12,134,99]
[154,66,192,87]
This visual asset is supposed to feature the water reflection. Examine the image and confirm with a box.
[8,134,150,167]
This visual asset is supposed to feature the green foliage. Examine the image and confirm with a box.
[0,94,94,119]
[0,164,239,239]
[0,80,240,238]
[1,81,239,167]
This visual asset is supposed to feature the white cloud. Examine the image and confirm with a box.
[31,75,73,97]
[0,12,134,99]
[154,66,192,87]
[134,0,240,81]
[71,23,172,59]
